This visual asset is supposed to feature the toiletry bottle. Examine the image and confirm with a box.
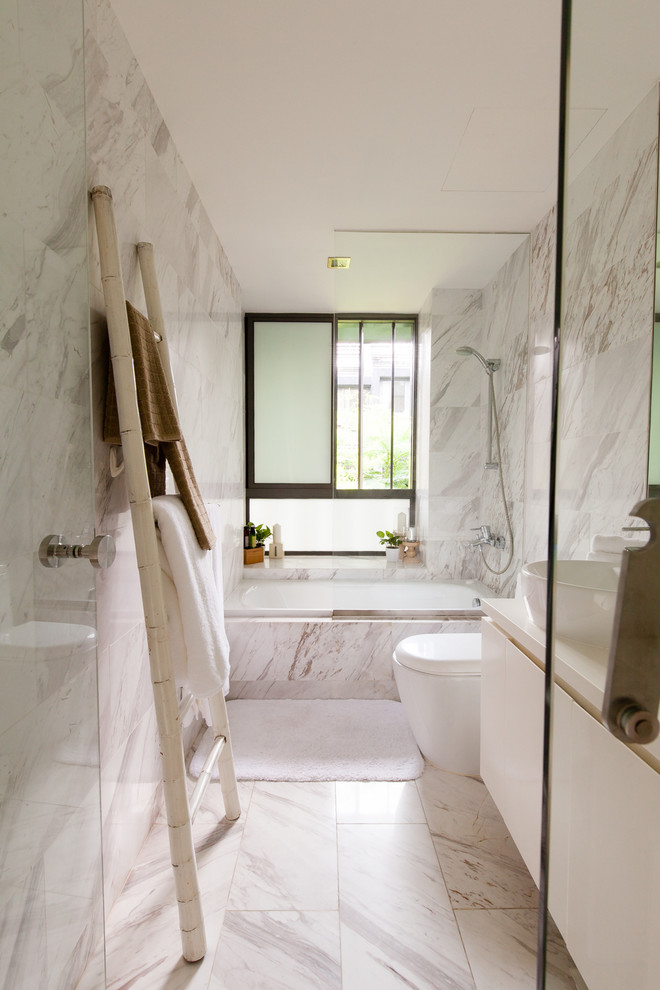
[249,526,256,549]
[243,526,250,549]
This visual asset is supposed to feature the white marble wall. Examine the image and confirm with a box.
[0,1,105,987]
[418,244,530,598]
[523,205,556,568]
[85,0,244,914]
[556,87,658,555]
[417,288,483,582]
[476,240,531,596]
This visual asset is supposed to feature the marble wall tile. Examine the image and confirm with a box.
[420,248,530,596]
[0,65,86,251]
[19,0,85,135]
[100,707,162,911]
[0,660,103,989]
[0,215,28,389]
[556,87,658,556]
[522,206,556,570]
[0,0,19,71]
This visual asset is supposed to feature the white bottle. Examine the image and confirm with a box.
[0,564,12,633]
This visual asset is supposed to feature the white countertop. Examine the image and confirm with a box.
[481,597,660,768]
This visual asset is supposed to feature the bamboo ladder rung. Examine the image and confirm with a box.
[189,736,227,822]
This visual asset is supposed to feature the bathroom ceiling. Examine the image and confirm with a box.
[109,0,659,313]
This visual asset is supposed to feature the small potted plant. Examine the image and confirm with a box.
[377,529,402,562]
[252,523,272,548]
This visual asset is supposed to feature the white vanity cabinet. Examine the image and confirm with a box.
[480,618,544,885]
[480,605,660,990]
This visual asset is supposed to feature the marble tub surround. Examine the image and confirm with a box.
[85,0,244,916]
[83,767,581,990]
[226,618,480,701]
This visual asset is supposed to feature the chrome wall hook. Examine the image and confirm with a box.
[39,534,116,570]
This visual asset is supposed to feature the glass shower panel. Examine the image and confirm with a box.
[0,1,104,987]
[544,1,660,987]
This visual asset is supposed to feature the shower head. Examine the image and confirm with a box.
[456,345,500,375]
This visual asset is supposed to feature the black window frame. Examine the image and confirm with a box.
[333,313,417,507]
[245,312,417,519]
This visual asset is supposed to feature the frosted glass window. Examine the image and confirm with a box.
[253,321,332,483]
[249,498,413,552]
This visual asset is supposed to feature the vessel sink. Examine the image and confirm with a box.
[521,559,620,648]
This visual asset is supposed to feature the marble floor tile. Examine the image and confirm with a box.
[456,908,583,990]
[209,911,341,990]
[338,823,475,990]
[103,818,244,990]
[417,766,539,909]
[156,778,255,827]
[227,781,338,911]
[336,780,426,824]
[77,767,567,989]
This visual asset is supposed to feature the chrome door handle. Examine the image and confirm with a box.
[602,499,660,745]
[39,534,116,570]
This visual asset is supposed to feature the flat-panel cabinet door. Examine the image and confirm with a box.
[480,619,509,816]
[565,703,660,990]
[504,640,544,885]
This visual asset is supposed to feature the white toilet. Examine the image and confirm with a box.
[393,632,481,775]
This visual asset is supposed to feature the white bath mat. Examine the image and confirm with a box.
[189,699,424,781]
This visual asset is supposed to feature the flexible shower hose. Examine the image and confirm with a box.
[479,375,514,576]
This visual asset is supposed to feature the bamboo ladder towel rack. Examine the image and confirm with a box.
[91,185,240,962]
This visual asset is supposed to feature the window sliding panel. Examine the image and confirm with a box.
[252,320,333,484]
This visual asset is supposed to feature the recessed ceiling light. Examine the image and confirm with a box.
[327,257,351,269]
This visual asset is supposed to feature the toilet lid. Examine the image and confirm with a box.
[393,633,481,675]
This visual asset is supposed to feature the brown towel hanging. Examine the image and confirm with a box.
[104,301,216,550]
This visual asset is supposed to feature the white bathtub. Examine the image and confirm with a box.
[224,577,492,618]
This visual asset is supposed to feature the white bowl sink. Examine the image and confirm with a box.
[521,560,620,648]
